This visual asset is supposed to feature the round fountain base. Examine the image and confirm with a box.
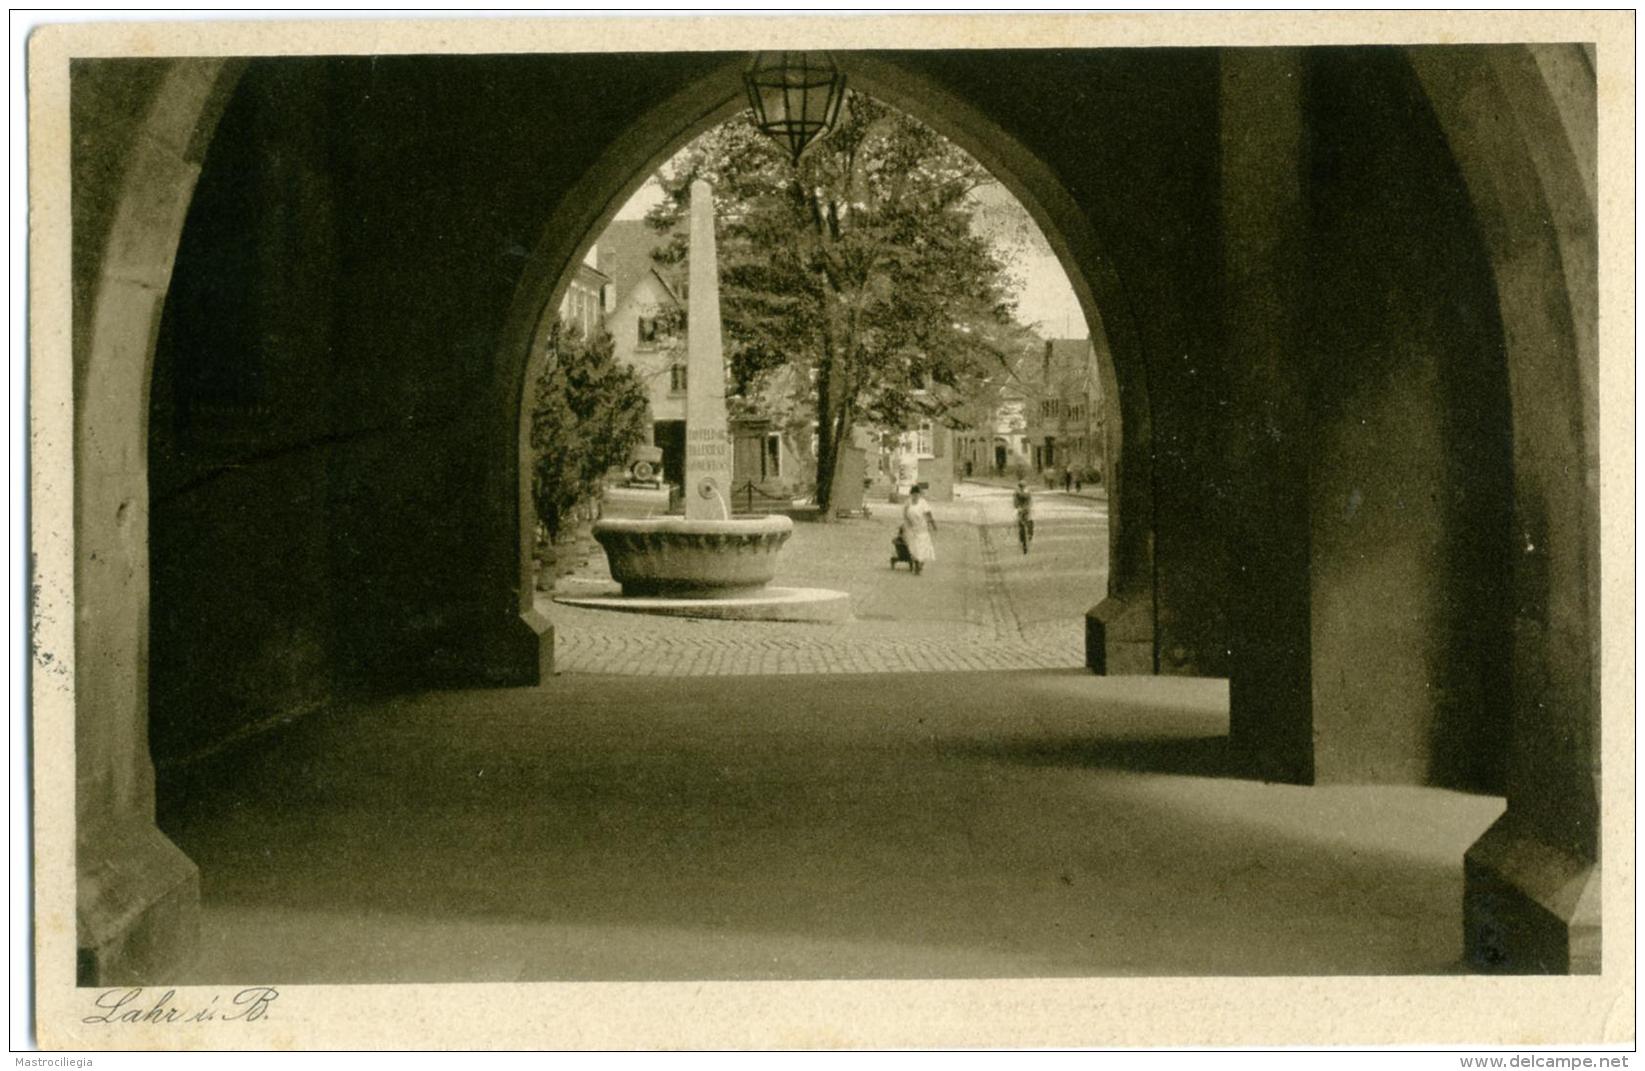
[591,515,795,597]
[555,581,850,623]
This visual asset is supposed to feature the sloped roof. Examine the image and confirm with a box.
[1043,337,1101,396]
[596,219,683,309]
[571,260,609,287]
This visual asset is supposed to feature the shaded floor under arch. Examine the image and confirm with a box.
[158,669,1503,983]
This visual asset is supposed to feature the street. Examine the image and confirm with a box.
[543,482,1110,675]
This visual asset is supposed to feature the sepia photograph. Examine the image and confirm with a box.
[22,9,1633,1051]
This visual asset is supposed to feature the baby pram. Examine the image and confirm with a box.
[890,527,915,570]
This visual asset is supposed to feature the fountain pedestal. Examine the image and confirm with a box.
[592,515,793,597]
[683,177,734,520]
[562,180,849,624]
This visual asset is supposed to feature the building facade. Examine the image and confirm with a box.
[1024,336,1107,484]
[597,218,810,501]
[597,220,690,486]
[955,385,1030,479]
[558,259,610,340]
[885,418,955,501]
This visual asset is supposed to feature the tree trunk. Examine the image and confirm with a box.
[815,357,837,514]
[829,397,854,514]
[802,180,853,519]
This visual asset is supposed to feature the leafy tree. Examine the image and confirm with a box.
[530,320,650,541]
[645,93,1024,511]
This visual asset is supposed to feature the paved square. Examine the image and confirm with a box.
[541,482,1110,676]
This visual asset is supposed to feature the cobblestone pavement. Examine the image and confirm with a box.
[541,482,1109,676]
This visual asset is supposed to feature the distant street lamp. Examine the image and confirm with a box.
[742,51,847,164]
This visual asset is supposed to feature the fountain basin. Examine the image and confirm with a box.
[592,515,794,597]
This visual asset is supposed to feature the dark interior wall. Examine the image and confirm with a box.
[149,60,343,762]
[1302,49,1513,788]
[147,53,735,766]
[894,49,1231,678]
[313,52,733,679]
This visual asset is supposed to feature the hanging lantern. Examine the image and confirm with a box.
[742,51,847,164]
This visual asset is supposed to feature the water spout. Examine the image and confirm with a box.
[694,477,731,520]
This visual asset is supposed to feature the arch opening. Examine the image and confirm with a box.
[506,70,1138,680]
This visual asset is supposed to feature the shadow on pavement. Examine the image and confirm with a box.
[945,733,1236,779]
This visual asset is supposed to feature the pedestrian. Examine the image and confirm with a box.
[1063,467,1073,492]
[1013,479,1035,554]
[900,483,938,576]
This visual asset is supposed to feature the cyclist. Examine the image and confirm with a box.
[1013,479,1035,554]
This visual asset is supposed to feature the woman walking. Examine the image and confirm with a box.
[901,484,938,576]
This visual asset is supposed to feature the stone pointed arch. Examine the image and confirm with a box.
[490,54,1157,680]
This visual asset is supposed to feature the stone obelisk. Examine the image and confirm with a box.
[684,179,733,520]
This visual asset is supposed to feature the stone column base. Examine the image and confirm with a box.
[1085,594,1155,675]
[1464,812,1600,974]
[426,608,554,687]
[77,819,200,985]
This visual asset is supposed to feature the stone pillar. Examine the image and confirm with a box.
[1085,319,1157,677]
[1218,48,1316,783]
[61,58,242,983]
[1403,45,1602,974]
[77,267,203,982]
[1455,51,1600,971]
[683,179,732,520]
[1085,594,1155,676]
